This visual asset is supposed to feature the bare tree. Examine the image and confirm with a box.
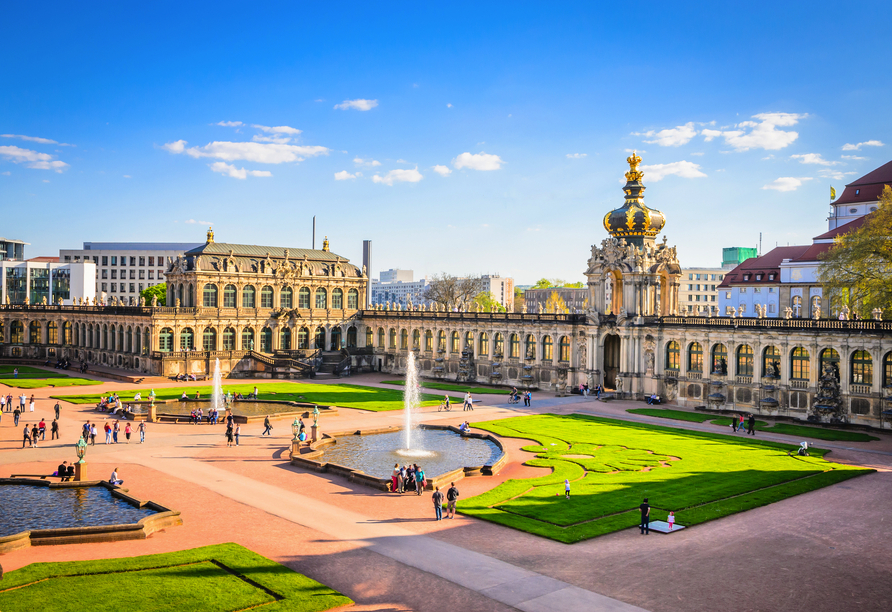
[424,273,482,310]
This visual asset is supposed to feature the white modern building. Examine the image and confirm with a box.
[477,274,515,311]
[0,238,28,262]
[1,259,95,305]
[370,269,429,307]
[59,242,201,301]
[679,267,725,314]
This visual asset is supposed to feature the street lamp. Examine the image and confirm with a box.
[292,417,301,442]
[75,435,88,464]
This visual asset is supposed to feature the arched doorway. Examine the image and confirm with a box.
[603,333,620,388]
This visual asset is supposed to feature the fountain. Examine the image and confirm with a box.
[211,358,224,415]
[401,352,424,453]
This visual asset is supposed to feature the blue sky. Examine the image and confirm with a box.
[2,2,890,283]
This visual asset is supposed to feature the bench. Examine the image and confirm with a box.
[169,374,208,382]
[10,473,68,480]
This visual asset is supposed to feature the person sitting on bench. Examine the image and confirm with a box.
[57,461,69,481]
[109,467,123,486]
[66,465,75,480]
[647,394,661,405]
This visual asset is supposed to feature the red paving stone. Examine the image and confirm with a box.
[1,372,891,611]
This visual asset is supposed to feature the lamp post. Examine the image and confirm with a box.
[74,435,88,482]
[291,417,301,459]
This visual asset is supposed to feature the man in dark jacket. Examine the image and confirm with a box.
[639,498,650,534]
[747,414,756,436]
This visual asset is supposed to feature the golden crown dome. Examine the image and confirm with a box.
[603,152,666,245]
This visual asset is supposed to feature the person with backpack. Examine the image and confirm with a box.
[446,482,459,518]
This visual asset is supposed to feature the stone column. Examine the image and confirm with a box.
[74,462,88,482]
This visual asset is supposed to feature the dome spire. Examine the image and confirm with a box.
[602,153,666,247]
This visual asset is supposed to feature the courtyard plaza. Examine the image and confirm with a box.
[0,371,889,612]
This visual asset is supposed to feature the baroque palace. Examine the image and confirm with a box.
[1,154,890,428]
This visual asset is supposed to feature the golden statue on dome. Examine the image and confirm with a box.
[206,227,215,244]
[625,150,644,182]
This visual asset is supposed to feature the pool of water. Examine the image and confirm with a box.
[0,484,157,537]
[151,400,304,418]
[318,427,503,480]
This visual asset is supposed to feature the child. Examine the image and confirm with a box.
[667,511,675,531]
[564,479,571,499]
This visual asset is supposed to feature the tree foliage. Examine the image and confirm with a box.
[533,278,583,289]
[423,274,481,309]
[544,290,569,314]
[818,185,892,319]
[473,291,506,312]
[140,283,167,306]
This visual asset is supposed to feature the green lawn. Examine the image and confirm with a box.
[0,365,99,389]
[629,408,879,442]
[54,381,461,412]
[0,543,350,612]
[460,414,872,543]
[381,380,511,394]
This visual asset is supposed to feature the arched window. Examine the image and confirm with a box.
[366,327,373,347]
[378,328,385,348]
[315,326,326,349]
[479,332,489,356]
[390,328,398,349]
[811,295,821,318]
[851,350,872,385]
[525,335,537,359]
[298,287,310,309]
[542,335,553,361]
[280,286,293,309]
[0,321,4,344]
[144,328,150,353]
[118,326,124,352]
[711,343,728,374]
[347,326,357,348]
[315,288,327,309]
[297,326,309,349]
[819,348,840,381]
[126,326,133,353]
[400,329,409,350]
[347,288,359,309]
[509,333,520,358]
[203,328,217,351]
[451,331,459,353]
[260,327,273,353]
[425,330,433,352]
[332,288,343,309]
[330,327,341,350]
[177,284,184,306]
[47,321,58,345]
[242,285,256,308]
[242,328,255,351]
[203,284,218,308]
[222,327,235,350]
[412,329,420,349]
[465,332,474,352]
[792,295,802,318]
[103,324,109,349]
[62,322,72,345]
[688,342,703,372]
[223,284,237,308]
[280,327,292,350]
[159,328,173,352]
[559,336,571,362]
[260,286,274,309]
[883,352,892,388]
[188,284,195,307]
[763,346,781,377]
[791,347,810,380]
[29,321,41,344]
[494,333,504,356]
[666,341,680,370]
[736,344,754,377]
[180,328,194,351]
[437,330,446,352]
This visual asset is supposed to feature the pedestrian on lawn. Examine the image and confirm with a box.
[13,368,18,378]
[738,414,745,433]
[668,511,676,531]
[731,415,738,432]
[747,414,756,436]
[432,486,445,521]
[565,479,571,499]
[446,482,459,518]
[639,498,650,535]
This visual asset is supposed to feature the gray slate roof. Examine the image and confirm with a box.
[185,242,348,262]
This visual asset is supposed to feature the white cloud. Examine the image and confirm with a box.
[42,179,50,183]
[432,165,452,176]
[841,154,866,160]
[334,170,357,180]
[639,161,706,182]
[1,133,73,146]
[762,177,812,192]
[634,122,697,147]
[447,103,453,108]
[0,145,69,172]
[702,113,806,151]
[162,139,329,164]
[209,161,272,179]
[123,175,132,179]
[215,121,243,127]
[566,153,587,159]
[252,124,301,135]
[842,140,884,151]
[334,99,378,111]
[818,169,858,181]
[453,152,504,171]
[353,157,381,167]
[791,153,839,166]
[372,167,423,186]
[1,171,10,176]
[185,219,214,225]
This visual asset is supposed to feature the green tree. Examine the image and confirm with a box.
[818,185,892,319]
[473,291,506,312]
[533,278,556,289]
[533,278,583,289]
[544,290,569,314]
[563,281,584,288]
[140,283,167,306]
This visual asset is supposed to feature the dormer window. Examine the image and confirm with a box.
[855,189,860,195]
[768,273,775,281]
[743,274,750,281]
[755,274,763,281]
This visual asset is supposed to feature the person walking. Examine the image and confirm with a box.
[29,394,35,412]
[565,479,571,499]
[225,424,234,447]
[747,414,756,436]
[398,465,406,494]
[415,465,425,495]
[0,393,6,412]
[432,486,445,521]
[13,407,20,426]
[124,423,132,443]
[90,423,97,445]
[51,418,59,440]
[23,424,32,448]
[19,393,27,411]
[262,415,272,436]
[113,420,120,443]
[446,482,459,518]
[13,367,18,378]
[639,498,650,535]
[54,401,61,420]
[104,422,113,444]
[731,415,738,433]
[138,421,146,443]
[392,463,400,493]
[234,424,241,446]
[31,423,39,448]
[38,418,46,440]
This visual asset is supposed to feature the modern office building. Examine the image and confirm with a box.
[523,287,587,313]
[1,259,95,305]
[370,269,429,307]
[678,267,725,314]
[722,247,758,270]
[0,238,28,262]
[59,241,201,300]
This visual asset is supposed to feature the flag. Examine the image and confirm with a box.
[830,186,836,200]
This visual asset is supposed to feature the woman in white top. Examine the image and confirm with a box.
[29,394,35,412]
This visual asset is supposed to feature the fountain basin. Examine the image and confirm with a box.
[0,480,180,553]
[292,425,506,491]
[126,399,337,423]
